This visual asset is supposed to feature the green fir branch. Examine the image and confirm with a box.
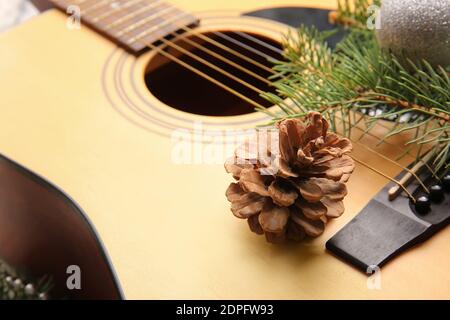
[1,259,52,300]
[330,0,381,29]
[261,0,449,173]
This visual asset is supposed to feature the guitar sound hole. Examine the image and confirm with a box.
[144,31,284,117]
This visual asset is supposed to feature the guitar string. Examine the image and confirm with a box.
[137,30,426,201]
[156,37,266,94]
[59,0,152,16]
[353,158,415,200]
[99,3,274,86]
[347,111,435,164]
[102,1,164,29]
[116,6,175,37]
[335,115,431,195]
[208,32,277,61]
[132,39,432,201]
[162,33,272,85]
[51,2,274,109]
[233,31,284,55]
[56,0,436,198]
[93,0,147,23]
[171,27,278,75]
[340,112,440,183]
[123,12,277,62]
[69,1,272,107]
[66,0,439,171]
[71,0,278,74]
[90,2,445,196]
[92,0,432,150]
[80,0,112,15]
[83,0,440,148]
[89,0,438,161]
[96,6,278,96]
[327,112,433,197]
[82,0,282,59]
[73,0,435,197]
[129,17,443,178]
[104,4,430,140]
[138,40,267,109]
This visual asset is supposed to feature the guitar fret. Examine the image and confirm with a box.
[102,1,164,31]
[92,0,144,23]
[121,13,172,43]
[115,5,173,37]
[93,1,144,27]
[81,0,111,15]
[137,14,194,45]
[48,0,199,54]
[128,11,190,44]
[85,0,142,19]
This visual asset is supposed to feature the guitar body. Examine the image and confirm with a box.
[0,0,448,299]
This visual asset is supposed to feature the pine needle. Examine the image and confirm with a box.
[260,0,449,173]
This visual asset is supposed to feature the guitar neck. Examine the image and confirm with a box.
[49,0,199,53]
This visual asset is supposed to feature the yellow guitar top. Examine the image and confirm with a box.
[0,0,448,299]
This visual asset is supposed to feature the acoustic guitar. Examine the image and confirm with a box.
[0,0,448,299]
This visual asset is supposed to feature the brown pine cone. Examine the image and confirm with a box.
[224,112,355,244]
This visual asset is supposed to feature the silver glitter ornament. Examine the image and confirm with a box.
[376,0,450,67]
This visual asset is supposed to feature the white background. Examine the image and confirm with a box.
[0,0,38,32]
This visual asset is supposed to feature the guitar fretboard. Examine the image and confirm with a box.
[49,0,199,53]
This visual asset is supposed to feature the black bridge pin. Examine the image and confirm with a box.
[429,184,444,203]
[415,195,431,215]
[442,174,450,192]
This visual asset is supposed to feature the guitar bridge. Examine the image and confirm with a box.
[326,163,450,272]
